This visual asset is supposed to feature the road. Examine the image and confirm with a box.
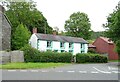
[1,62,120,80]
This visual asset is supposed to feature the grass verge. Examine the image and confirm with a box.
[109,60,120,62]
[0,63,69,69]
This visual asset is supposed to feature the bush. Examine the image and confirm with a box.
[88,48,96,53]
[20,45,72,63]
[35,52,72,63]
[76,53,108,63]
[20,44,40,62]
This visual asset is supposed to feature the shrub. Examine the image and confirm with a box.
[20,45,72,63]
[36,52,72,63]
[76,53,108,63]
[76,53,90,63]
[20,44,40,62]
[88,48,96,53]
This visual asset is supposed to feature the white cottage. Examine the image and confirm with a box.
[29,33,88,55]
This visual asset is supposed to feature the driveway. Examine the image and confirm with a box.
[1,62,120,80]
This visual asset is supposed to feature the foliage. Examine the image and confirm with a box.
[104,2,120,58]
[76,53,108,63]
[21,45,72,63]
[5,1,53,34]
[64,12,92,40]
[5,1,53,50]
[88,48,96,54]
[20,44,40,62]
[116,40,120,58]
[91,31,105,40]
[12,24,31,50]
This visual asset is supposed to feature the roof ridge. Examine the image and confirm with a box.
[36,33,84,39]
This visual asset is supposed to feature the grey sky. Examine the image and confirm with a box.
[34,0,119,32]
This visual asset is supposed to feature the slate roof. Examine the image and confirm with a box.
[35,33,88,43]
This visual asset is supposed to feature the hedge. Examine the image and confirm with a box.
[76,53,108,63]
[20,45,72,63]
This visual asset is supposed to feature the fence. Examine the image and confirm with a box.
[0,50,24,64]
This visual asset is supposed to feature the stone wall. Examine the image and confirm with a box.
[0,5,11,51]
[0,51,24,64]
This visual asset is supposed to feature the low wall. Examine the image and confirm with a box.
[0,50,24,64]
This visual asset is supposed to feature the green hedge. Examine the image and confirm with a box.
[21,45,72,63]
[76,53,108,63]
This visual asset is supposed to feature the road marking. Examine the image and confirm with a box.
[57,71,63,72]
[20,70,27,72]
[31,70,39,72]
[91,71,99,73]
[79,71,87,73]
[41,70,48,72]
[112,71,120,73]
[8,70,16,72]
[93,67,111,74]
[67,71,75,73]
[108,66,118,70]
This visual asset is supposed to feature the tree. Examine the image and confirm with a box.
[12,24,31,50]
[104,2,120,60]
[5,1,53,50]
[64,12,92,40]
[91,31,106,40]
[5,1,53,34]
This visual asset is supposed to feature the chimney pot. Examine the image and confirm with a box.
[53,31,57,35]
[33,28,37,34]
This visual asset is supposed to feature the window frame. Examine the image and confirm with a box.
[47,41,52,48]
[60,42,65,48]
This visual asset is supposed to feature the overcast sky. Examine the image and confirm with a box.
[34,0,119,32]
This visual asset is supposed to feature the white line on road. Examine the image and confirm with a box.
[57,71,63,72]
[79,71,87,73]
[108,66,118,70]
[67,71,75,73]
[20,70,27,72]
[93,67,111,74]
[41,70,48,72]
[8,70,16,72]
[112,71,120,73]
[91,71,99,73]
[31,70,39,72]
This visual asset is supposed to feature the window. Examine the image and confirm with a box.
[60,42,65,48]
[69,50,73,53]
[81,43,85,53]
[61,50,65,52]
[54,50,58,52]
[81,51,85,53]
[69,43,73,48]
[81,43,84,48]
[47,41,52,47]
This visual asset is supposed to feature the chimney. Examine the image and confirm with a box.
[0,5,5,13]
[32,28,37,34]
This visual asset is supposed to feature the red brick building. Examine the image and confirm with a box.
[93,37,118,60]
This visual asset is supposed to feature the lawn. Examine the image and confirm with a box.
[109,60,120,62]
[0,63,69,69]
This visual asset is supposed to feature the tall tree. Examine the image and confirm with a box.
[104,2,120,60]
[12,24,31,50]
[5,1,53,50]
[5,1,53,34]
[64,12,92,40]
